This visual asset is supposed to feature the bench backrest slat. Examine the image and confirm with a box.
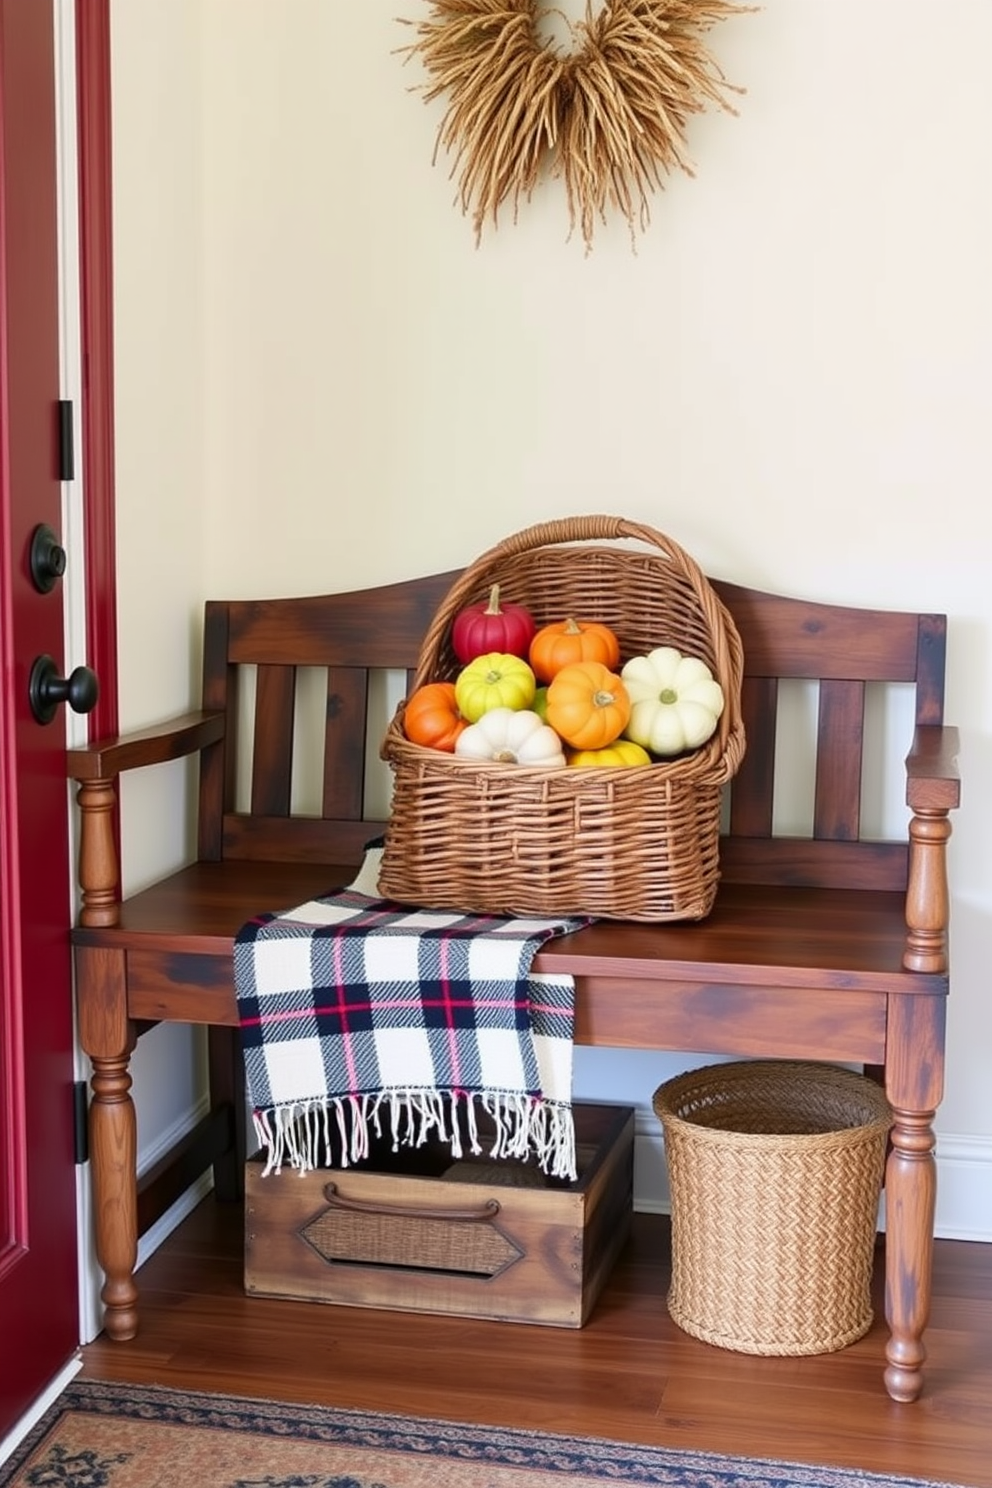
[813,678,865,841]
[323,666,370,822]
[251,665,295,817]
[730,676,777,837]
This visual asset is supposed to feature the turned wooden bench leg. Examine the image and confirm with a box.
[76,945,140,1342]
[882,991,946,1403]
[884,1106,937,1403]
[89,1047,139,1340]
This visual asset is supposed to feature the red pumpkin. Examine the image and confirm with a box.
[451,584,536,664]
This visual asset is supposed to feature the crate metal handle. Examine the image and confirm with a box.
[323,1181,501,1224]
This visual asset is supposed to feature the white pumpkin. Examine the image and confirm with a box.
[454,707,566,767]
[621,647,724,756]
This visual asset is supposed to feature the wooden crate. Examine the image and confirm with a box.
[245,1101,634,1327]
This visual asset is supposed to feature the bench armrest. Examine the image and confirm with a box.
[67,709,226,782]
[905,724,960,812]
[68,710,226,930]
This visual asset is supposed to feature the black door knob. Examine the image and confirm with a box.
[29,524,68,593]
[29,654,99,725]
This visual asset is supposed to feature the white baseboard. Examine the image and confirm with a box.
[136,1172,215,1269]
[77,1098,217,1344]
[133,1097,218,1268]
[0,1356,81,1470]
[632,1115,992,1243]
[933,1134,992,1241]
[632,1110,670,1216]
[122,1112,992,1249]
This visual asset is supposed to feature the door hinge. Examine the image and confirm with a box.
[58,399,75,482]
[73,1079,89,1165]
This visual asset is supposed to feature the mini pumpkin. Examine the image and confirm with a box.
[621,646,725,756]
[454,707,566,767]
[454,651,536,723]
[403,681,466,752]
[545,661,631,750]
[567,740,652,768]
[451,584,536,664]
[528,618,620,683]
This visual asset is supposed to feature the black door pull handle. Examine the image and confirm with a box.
[29,654,99,725]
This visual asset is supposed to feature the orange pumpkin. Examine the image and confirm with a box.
[403,682,466,752]
[528,618,620,683]
[545,662,631,750]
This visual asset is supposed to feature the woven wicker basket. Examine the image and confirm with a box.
[379,515,745,921]
[653,1061,893,1356]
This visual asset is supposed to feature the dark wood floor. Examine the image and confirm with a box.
[80,1199,992,1487]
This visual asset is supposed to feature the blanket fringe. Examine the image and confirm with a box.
[253,1088,576,1182]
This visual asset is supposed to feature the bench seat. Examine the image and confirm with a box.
[75,864,930,1033]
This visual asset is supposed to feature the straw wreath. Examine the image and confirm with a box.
[399,1,748,251]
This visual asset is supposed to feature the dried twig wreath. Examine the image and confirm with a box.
[399,1,749,251]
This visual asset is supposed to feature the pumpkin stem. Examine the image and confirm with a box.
[659,687,678,705]
[494,749,517,763]
[593,690,617,708]
[484,583,503,616]
[563,618,582,634]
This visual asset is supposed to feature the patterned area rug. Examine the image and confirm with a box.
[0,1380,963,1488]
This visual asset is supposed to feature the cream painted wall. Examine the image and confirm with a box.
[110,0,209,1172]
[111,0,205,873]
[109,2,991,1228]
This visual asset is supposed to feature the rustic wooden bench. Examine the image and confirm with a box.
[68,556,960,1403]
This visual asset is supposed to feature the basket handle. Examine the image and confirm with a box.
[323,1182,501,1224]
[426,516,694,626]
[411,517,743,768]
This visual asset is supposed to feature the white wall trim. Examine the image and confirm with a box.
[933,1134,992,1242]
[136,1174,215,1271]
[133,1093,217,1277]
[632,1110,669,1216]
[53,0,88,700]
[77,1098,216,1345]
[125,1115,992,1273]
[0,1356,81,1471]
[632,1114,992,1243]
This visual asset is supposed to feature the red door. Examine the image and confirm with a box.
[0,0,81,1436]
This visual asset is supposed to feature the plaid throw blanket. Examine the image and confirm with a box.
[234,873,588,1181]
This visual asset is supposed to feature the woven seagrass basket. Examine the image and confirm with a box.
[653,1060,893,1356]
[379,515,745,921]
